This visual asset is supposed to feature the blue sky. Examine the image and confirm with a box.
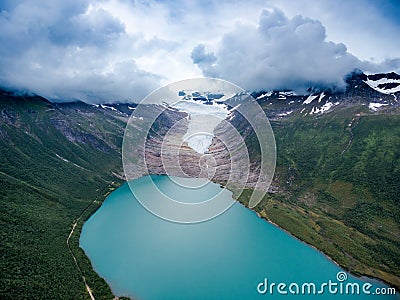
[0,0,399,102]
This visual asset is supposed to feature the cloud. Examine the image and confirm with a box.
[1,0,400,101]
[48,7,125,47]
[192,8,400,92]
[272,0,400,62]
[191,44,217,77]
[0,0,161,102]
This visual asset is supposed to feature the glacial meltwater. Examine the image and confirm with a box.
[80,176,398,299]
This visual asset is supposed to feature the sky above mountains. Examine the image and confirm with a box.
[0,0,399,102]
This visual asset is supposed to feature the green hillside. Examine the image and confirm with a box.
[239,105,400,289]
[0,91,126,299]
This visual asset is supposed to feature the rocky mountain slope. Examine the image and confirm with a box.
[251,71,400,119]
[1,70,399,298]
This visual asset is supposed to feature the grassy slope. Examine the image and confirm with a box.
[0,93,126,299]
[239,105,400,289]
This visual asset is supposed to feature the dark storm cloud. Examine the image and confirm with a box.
[0,0,160,102]
[192,8,400,92]
[48,9,125,47]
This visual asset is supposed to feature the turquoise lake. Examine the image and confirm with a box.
[80,175,399,299]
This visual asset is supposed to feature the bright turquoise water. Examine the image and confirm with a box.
[80,176,399,299]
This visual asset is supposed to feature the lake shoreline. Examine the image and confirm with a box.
[80,176,399,299]
[233,194,400,294]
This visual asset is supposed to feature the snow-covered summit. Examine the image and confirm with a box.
[364,72,400,95]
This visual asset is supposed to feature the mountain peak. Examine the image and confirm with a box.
[252,70,400,119]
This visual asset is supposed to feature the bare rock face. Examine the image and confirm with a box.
[123,104,270,194]
[144,110,205,178]
[123,105,204,180]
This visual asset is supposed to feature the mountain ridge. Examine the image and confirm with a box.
[251,71,400,120]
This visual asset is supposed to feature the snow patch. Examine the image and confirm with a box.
[309,102,338,114]
[100,104,117,111]
[277,111,293,117]
[303,95,318,105]
[365,78,400,94]
[280,91,296,96]
[368,102,388,111]
[256,91,273,99]
[318,92,325,103]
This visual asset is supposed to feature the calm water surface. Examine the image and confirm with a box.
[80,176,398,299]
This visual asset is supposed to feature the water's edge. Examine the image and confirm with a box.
[78,176,399,298]
[233,191,400,293]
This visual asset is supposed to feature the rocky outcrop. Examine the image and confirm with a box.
[123,104,275,196]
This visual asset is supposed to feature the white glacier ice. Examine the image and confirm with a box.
[173,99,229,154]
